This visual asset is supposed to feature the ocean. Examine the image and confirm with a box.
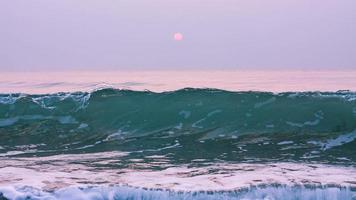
[0,70,355,200]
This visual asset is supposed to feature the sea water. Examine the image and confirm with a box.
[0,70,355,200]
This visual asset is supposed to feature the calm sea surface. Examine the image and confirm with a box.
[0,70,355,93]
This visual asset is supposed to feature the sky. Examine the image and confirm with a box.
[0,0,355,71]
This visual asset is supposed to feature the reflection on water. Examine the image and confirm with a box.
[1,152,355,191]
[0,70,355,94]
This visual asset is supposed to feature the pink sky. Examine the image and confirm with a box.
[0,0,355,71]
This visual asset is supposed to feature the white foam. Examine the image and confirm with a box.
[78,123,89,129]
[30,92,91,110]
[254,97,276,108]
[286,111,324,128]
[0,94,26,105]
[286,119,320,128]
[192,110,222,129]
[192,118,205,128]
[0,185,354,200]
[119,163,356,191]
[207,109,222,117]
[277,141,294,145]
[0,152,355,193]
[104,129,129,141]
[321,130,356,150]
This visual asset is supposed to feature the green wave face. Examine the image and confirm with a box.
[0,89,355,164]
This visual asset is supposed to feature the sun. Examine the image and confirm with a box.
[174,32,183,41]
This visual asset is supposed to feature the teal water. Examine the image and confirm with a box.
[0,88,356,199]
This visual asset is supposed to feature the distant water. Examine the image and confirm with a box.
[0,70,355,200]
[0,70,356,93]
